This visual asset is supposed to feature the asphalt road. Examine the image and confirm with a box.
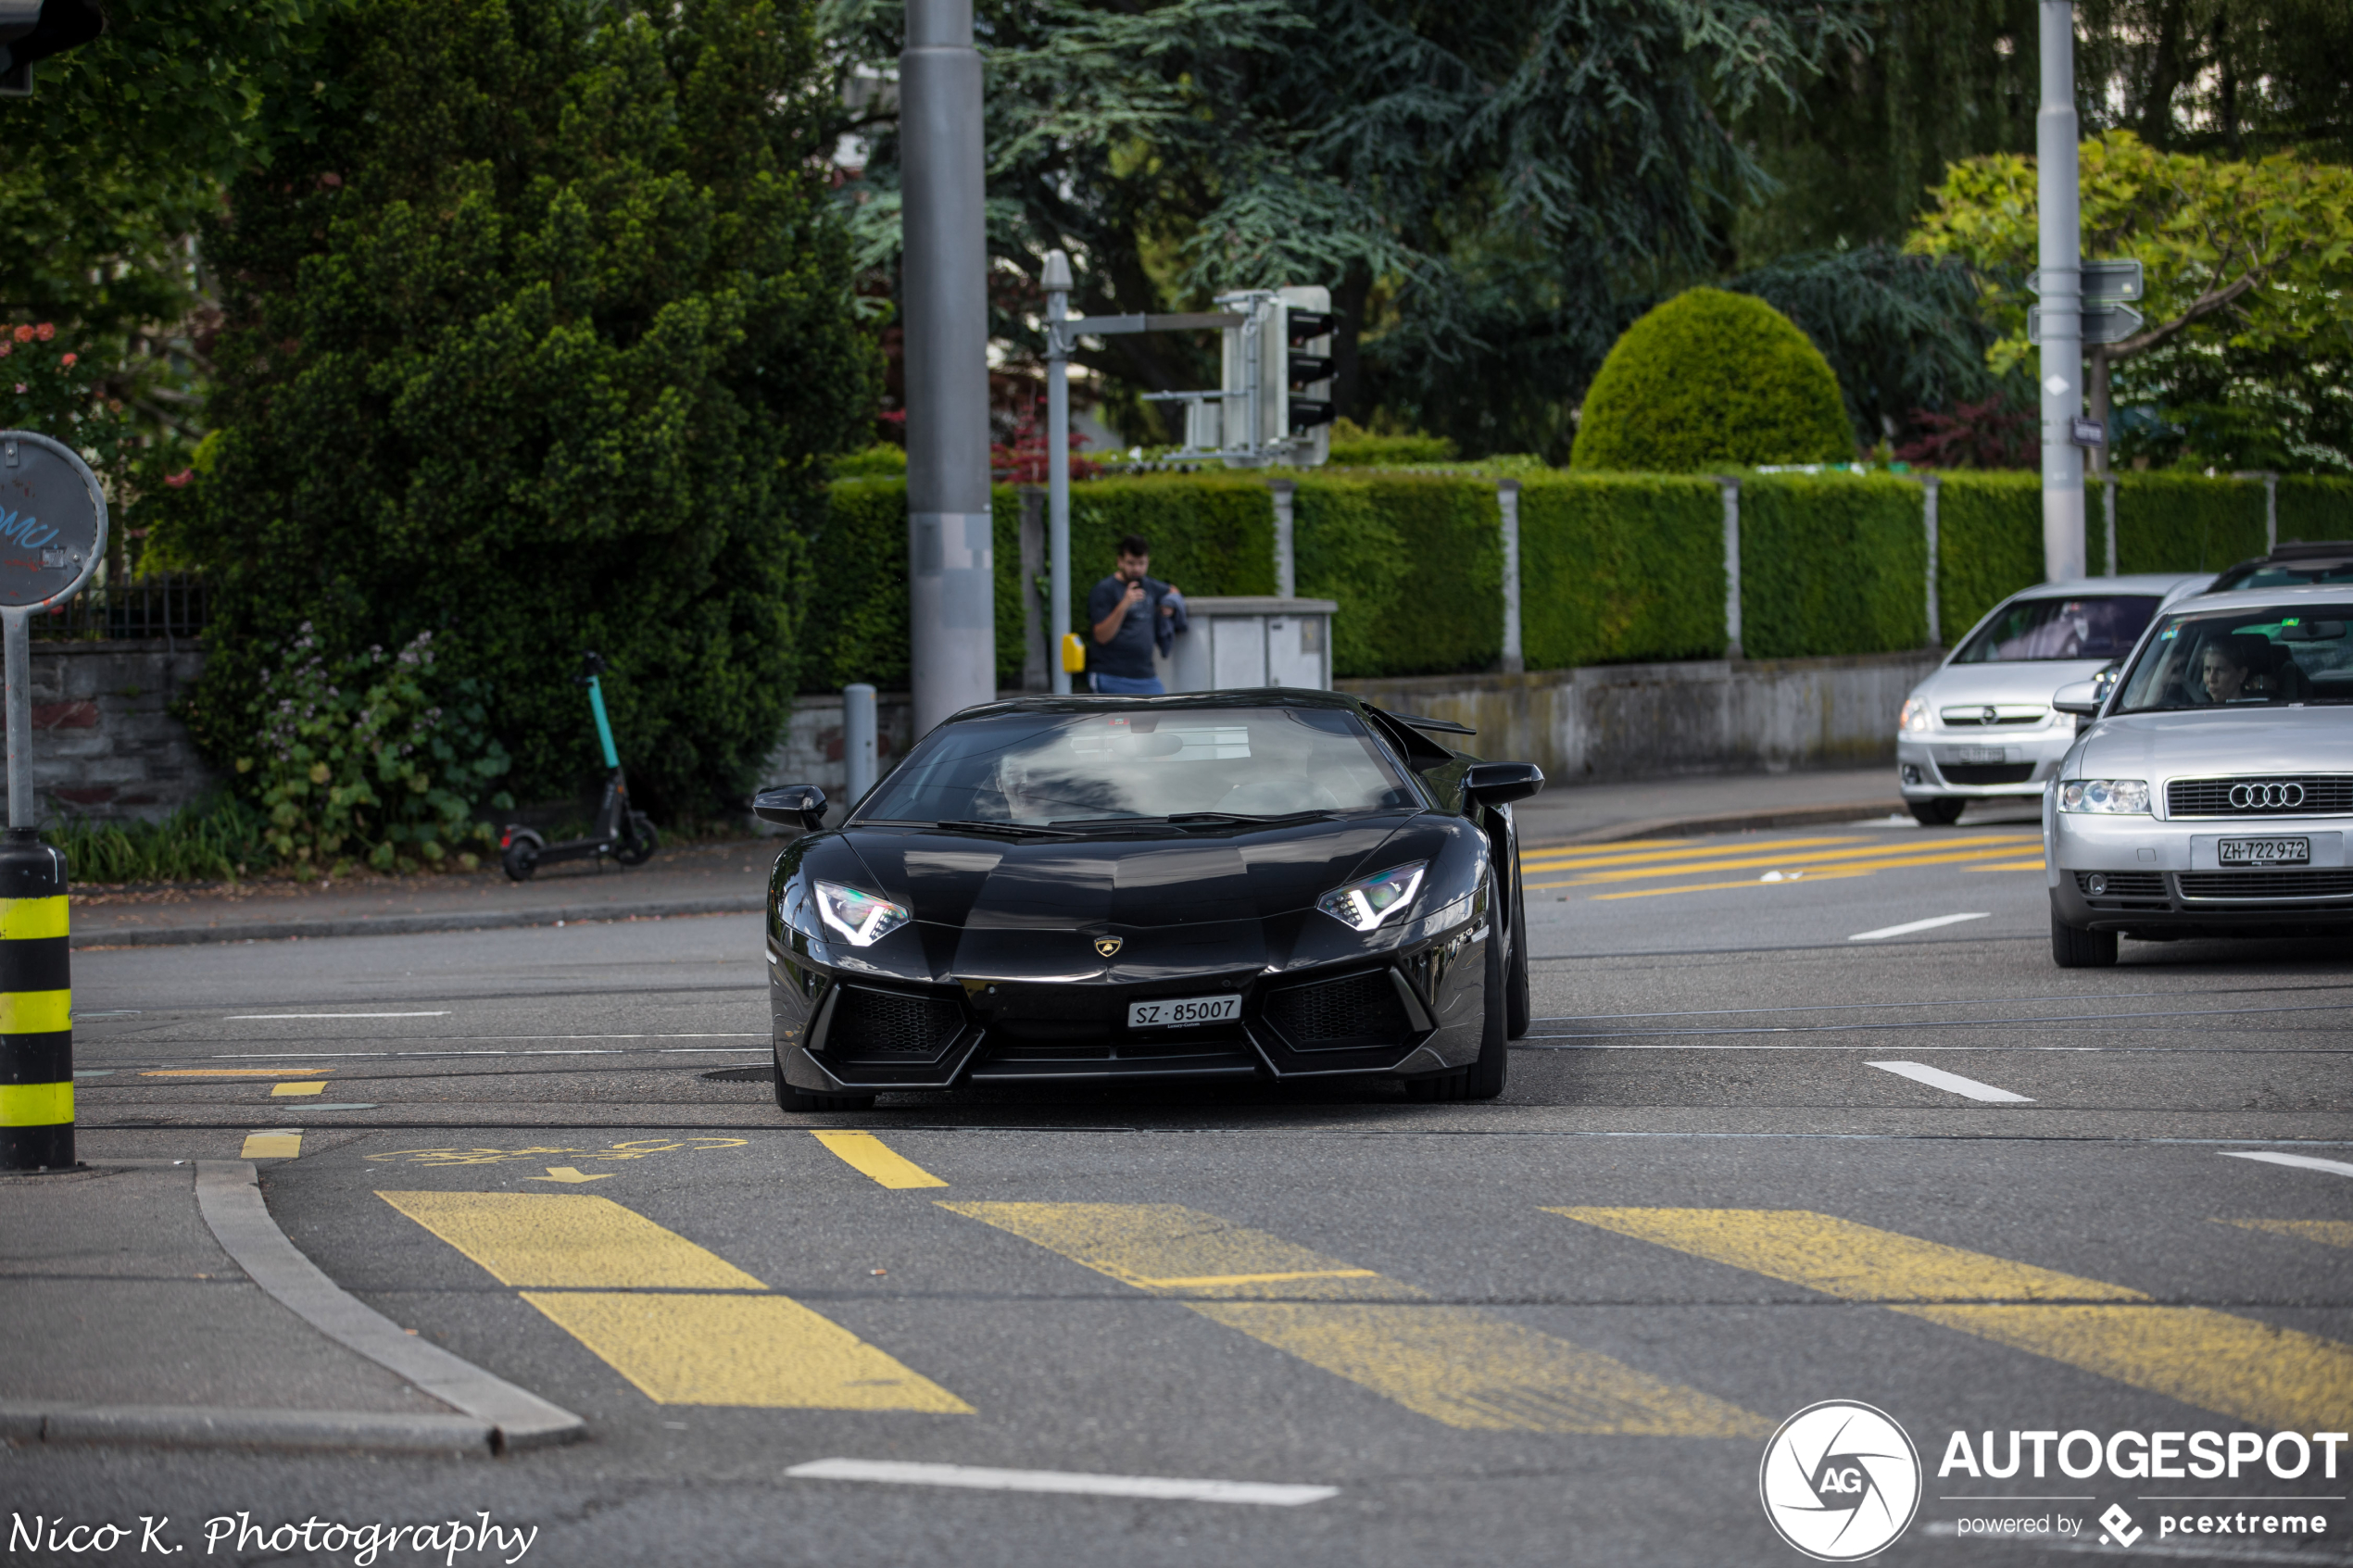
[34,812,2353,1567]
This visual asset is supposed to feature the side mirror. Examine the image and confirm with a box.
[2051,681,2102,719]
[1463,761,1544,809]
[753,784,828,831]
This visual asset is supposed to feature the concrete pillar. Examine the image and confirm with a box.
[1018,485,1048,690]
[843,684,878,805]
[1921,473,1941,646]
[1717,477,1743,659]
[1269,479,1296,598]
[1498,480,1523,673]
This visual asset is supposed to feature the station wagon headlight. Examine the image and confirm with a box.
[2058,778,2150,815]
[1318,862,1426,932]
[1899,696,1931,734]
[813,881,912,946]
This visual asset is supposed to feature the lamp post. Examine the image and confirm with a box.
[2037,0,2086,582]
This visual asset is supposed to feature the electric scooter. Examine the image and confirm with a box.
[499,651,659,881]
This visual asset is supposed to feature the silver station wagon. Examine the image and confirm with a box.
[2045,584,2353,966]
[1897,574,2210,824]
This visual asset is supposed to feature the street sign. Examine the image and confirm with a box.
[0,432,106,608]
[2028,258,2145,303]
[2071,418,2106,447]
[2028,303,2145,346]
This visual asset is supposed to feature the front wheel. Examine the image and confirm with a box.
[1909,797,1965,826]
[614,812,659,867]
[500,840,539,882]
[1463,922,1510,1100]
[2050,909,2119,968]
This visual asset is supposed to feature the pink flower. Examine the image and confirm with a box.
[59,353,75,367]
[11,384,22,395]
[0,343,10,358]
[9,326,28,344]
[165,469,194,488]
[34,322,55,342]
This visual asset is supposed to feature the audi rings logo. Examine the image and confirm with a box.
[1759,1400,1921,1562]
[2231,781,2306,810]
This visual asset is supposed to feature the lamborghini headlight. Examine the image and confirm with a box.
[1317,861,1427,932]
[813,880,912,946]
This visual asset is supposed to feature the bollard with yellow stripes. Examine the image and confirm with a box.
[0,828,72,1170]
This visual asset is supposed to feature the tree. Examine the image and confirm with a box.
[823,0,1872,459]
[1908,131,2353,471]
[177,0,878,821]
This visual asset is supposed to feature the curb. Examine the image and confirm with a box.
[1528,800,1907,848]
[195,1161,585,1452]
[72,895,764,950]
[1,1401,496,1455]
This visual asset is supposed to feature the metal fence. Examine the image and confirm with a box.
[29,572,210,643]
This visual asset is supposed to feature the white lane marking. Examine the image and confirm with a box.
[1849,912,1991,942]
[2222,1149,2353,1180]
[784,1459,1336,1507]
[1869,1060,2033,1103]
[226,1011,452,1020]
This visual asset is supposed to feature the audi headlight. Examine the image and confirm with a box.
[812,881,912,946]
[1899,696,1932,734]
[2058,778,2150,815]
[1318,861,1426,932]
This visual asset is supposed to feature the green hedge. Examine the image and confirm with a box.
[1294,474,1502,677]
[1517,475,1725,666]
[2115,473,2267,575]
[1739,474,1927,659]
[2276,476,2353,544]
[1934,473,2044,640]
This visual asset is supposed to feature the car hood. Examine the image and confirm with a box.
[2077,709,2353,780]
[827,813,1428,930]
[1915,659,2115,709]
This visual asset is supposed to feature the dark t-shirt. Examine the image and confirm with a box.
[1087,574,1171,678]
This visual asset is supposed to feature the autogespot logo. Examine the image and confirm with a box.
[1760,1400,1924,1562]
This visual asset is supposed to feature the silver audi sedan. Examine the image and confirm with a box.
[2045,584,2353,966]
[1897,573,2210,824]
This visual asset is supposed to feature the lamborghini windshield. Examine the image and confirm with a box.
[2112,604,2353,711]
[857,707,1418,825]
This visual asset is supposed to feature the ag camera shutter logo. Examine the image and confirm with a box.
[1760,1400,1922,1561]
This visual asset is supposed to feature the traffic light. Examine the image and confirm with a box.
[0,0,104,96]
[1212,287,1336,468]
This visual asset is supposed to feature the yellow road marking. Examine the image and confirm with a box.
[1531,837,2040,890]
[241,1131,301,1159]
[2222,1218,2353,1250]
[1967,860,2046,872]
[813,1130,949,1189]
[521,1292,972,1411]
[146,1068,329,1077]
[1584,847,2045,901]
[528,1166,613,1184]
[271,1081,326,1097]
[378,1191,969,1412]
[1548,1208,2353,1431]
[943,1201,1767,1436]
[1521,835,1869,871]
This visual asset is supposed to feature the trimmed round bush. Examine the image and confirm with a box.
[1569,288,1853,471]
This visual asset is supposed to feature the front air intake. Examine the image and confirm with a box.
[1263,970,1414,1051]
[825,985,965,1061]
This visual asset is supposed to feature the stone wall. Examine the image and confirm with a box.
[1336,648,1944,783]
[5,640,217,823]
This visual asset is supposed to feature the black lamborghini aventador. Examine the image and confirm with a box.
[752,689,1542,1111]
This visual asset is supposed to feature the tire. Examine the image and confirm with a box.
[614,812,659,867]
[2050,909,2119,968]
[1505,927,1530,1042]
[772,1051,876,1114]
[1463,921,1510,1101]
[1909,797,1965,826]
[500,840,539,882]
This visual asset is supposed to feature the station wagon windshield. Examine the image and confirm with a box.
[857,707,1418,825]
[2112,604,2353,711]
[1953,595,2159,663]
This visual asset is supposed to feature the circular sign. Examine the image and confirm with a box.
[0,430,107,610]
[1758,1399,1921,1562]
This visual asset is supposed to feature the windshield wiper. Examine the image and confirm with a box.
[929,819,1070,838]
[1163,809,1340,827]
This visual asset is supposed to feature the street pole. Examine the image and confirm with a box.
[2037,0,2086,582]
[900,0,996,734]
[1042,249,1073,696]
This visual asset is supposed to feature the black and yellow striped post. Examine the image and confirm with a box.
[0,827,70,1169]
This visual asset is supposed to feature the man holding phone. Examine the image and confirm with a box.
[1087,533,1187,694]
